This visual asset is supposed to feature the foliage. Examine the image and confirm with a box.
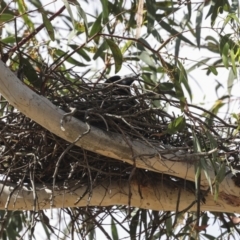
[0,0,240,239]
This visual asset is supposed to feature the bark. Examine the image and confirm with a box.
[0,180,239,213]
[0,60,239,211]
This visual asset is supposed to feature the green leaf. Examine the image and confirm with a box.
[41,12,55,41]
[206,0,230,26]
[166,216,172,235]
[187,0,192,22]
[29,0,42,8]
[93,41,108,60]
[167,116,186,134]
[206,130,218,169]
[69,45,91,61]
[55,49,89,67]
[230,49,237,75]
[158,82,174,91]
[151,29,163,43]
[159,20,195,46]
[75,3,89,37]
[219,35,230,68]
[175,39,181,66]
[221,13,240,32]
[111,218,119,240]
[0,13,14,23]
[100,0,109,23]
[62,0,75,27]
[17,0,34,29]
[216,163,226,183]
[192,131,202,153]
[206,59,222,75]
[139,51,156,68]
[205,35,219,45]
[121,40,133,54]
[0,36,22,44]
[208,66,218,75]
[89,14,102,37]
[146,0,156,33]
[227,68,237,94]
[141,210,147,236]
[209,100,225,115]
[105,38,123,73]
[130,209,140,240]
[187,58,210,72]
[137,37,152,50]
[164,62,185,108]
[178,60,192,101]
[196,3,204,48]
[21,58,41,89]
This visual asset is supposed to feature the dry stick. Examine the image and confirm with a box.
[51,122,90,215]
[7,6,66,56]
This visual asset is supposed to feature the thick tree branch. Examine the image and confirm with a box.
[0,180,238,213]
[0,60,238,202]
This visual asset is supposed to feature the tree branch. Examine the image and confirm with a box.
[0,60,238,203]
[0,180,238,213]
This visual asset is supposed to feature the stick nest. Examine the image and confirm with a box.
[0,71,239,192]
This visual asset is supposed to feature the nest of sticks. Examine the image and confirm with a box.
[0,70,239,194]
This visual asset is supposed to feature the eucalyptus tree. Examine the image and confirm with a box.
[0,0,240,239]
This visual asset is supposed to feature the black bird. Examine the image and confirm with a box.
[105,75,135,86]
[105,75,135,96]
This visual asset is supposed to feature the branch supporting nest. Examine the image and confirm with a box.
[0,60,239,210]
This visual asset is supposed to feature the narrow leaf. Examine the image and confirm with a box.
[209,66,218,75]
[146,0,156,33]
[69,45,91,61]
[167,116,186,134]
[137,37,152,50]
[55,49,89,67]
[230,49,237,75]
[227,68,237,94]
[89,14,102,37]
[166,216,172,235]
[21,58,41,88]
[139,51,156,68]
[0,36,22,44]
[121,40,133,54]
[174,37,181,68]
[187,0,192,22]
[105,38,123,73]
[178,60,192,100]
[130,209,140,240]
[30,0,42,8]
[62,0,75,26]
[41,12,55,41]
[196,3,204,48]
[0,13,14,23]
[159,20,195,46]
[100,0,108,23]
[111,218,119,240]
[93,41,108,60]
[75,4,89,37]
[17,0,34,29]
